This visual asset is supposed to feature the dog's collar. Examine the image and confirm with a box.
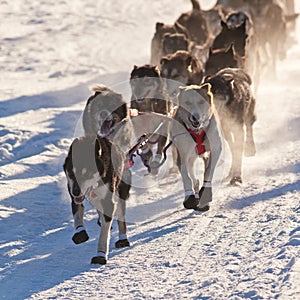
[187,128,206,155]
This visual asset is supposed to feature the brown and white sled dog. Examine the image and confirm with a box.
[204,68,256,185]
[63,135,131,265]
[171,84,223,211]
[82,84,132,225]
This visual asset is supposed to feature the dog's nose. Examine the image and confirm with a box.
[191,113,200,122]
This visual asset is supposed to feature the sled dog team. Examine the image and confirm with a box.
[63,0,297,264]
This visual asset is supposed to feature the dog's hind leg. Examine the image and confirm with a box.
[91,210,114,265]
[115,170,131,248]
[229,123,244,185]
[71,201,89,244]
[244,98,256,157]
[244,124,256,157]
[169,145,179,174]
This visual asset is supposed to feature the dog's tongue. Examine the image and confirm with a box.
[100,120,113,136]
[73,195,85,204]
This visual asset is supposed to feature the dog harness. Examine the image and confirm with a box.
[188,129,206,155]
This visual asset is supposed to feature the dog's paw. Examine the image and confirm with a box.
[183,195,199,209]
[194,205,210,212]
[229,176,243,185]
[115,239,130,248]
[72,227,89,244]
[198,186,212,209]
[91,256,107,265]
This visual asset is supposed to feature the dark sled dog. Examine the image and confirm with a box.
[82,84,132,201]
[63,135,131,265]
[205,67,256,185]
[171,84,222,211]
[150,21,189,66]
[205,45,239,76]
[130,64,171,175]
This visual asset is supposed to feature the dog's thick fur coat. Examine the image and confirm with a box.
[130,64,172,174]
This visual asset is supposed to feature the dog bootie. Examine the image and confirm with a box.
[195,186,212,212]
[91,253,107,265]
[115,239,130,248]
[72,226,89,244]
[183,195,199,209]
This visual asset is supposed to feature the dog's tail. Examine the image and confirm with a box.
[191,0,200,10]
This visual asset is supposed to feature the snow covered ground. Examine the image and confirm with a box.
[0,0,299,299]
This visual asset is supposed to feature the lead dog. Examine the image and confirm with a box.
[171,84,222,211]
[204,68,256,185]
[82,84,132,202]
[63,135,130,265]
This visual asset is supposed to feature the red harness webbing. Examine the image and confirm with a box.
[188,129,206,155]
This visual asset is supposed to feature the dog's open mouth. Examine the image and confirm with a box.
[189,115,201,129]
[190,120,201,128]
[99,118,116,136]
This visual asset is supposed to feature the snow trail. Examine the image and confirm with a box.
[0,1,299,299]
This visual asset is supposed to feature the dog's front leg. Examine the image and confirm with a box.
[91,192,116,265]
[91,210,114,265]
[199,117,223,210]
[71,201,89,244]
[176,150,198,209]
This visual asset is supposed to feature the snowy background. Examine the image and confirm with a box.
[0,0,299,299]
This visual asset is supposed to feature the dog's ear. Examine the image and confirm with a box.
[221,20,228,29]
[152,65,161,76]
[121,103,128,119]
[200,83,213,105]
[203,75,211,83]
[160,57,168,65]
[156,22,164,31]
[200,83,212,94]
[185,55,192,67]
